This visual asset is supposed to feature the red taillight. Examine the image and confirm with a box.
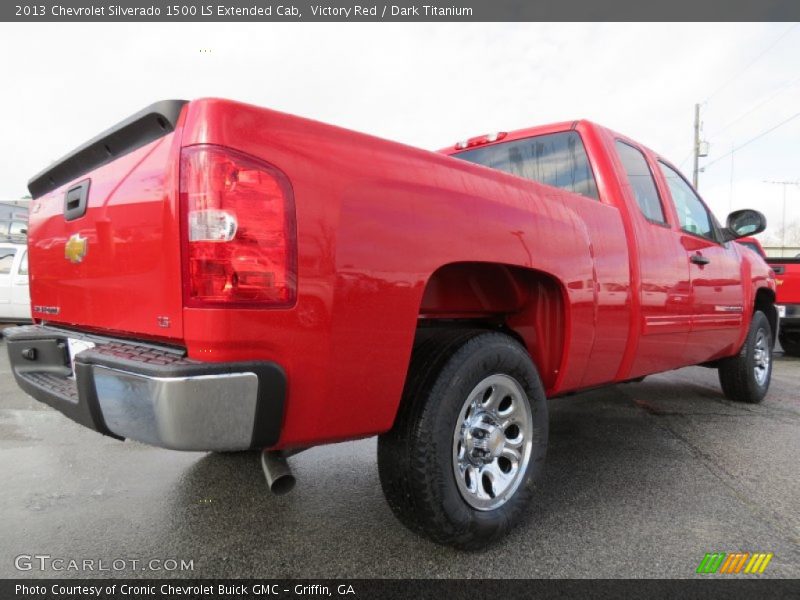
[179,144,296,308]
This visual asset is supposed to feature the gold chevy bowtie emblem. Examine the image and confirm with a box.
[65,233,88,264]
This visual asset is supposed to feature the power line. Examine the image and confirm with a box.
[706,73,800,140]
[703,23,798,104]
[677,24,799,174]
[678,151,693,169]
[703,111,800,170]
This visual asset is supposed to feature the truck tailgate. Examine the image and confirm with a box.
[766,258,800,305]
[26,102,186,341]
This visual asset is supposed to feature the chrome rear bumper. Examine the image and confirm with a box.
[94,366,260,451]
[3,325,286,451]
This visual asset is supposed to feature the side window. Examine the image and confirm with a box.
[658,162,716,241]
[454,131,600,200]
[615,141,666,224]
[0,248,17,275]
[18,251,28,276]
[9,221,27,237]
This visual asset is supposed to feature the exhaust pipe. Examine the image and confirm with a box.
[260,449,296,495]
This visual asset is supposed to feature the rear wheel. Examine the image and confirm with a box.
[377,329,548,549]
[779,329,800,357]
[718,310,773,403]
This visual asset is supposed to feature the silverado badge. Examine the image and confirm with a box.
[65,233,88,264]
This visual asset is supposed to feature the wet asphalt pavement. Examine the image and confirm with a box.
[1,336,799,579]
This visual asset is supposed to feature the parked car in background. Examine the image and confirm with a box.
[0,219,28,240]
[736,236,766,258]
[736,237,800,356]
[0,242,31,324]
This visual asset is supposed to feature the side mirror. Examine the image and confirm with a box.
[723,209,766,241]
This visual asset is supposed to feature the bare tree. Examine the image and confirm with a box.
[761,220,799,246]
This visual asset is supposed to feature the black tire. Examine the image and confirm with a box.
[377,328,548,549]
[718,310,773,403]
[779,329,800,357]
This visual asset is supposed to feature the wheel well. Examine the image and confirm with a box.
[754,287,777,339]
[417,262,566,388]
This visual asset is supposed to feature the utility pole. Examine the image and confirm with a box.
[692,104,710,189]
[693,103,701,189]
[763,180,800,251]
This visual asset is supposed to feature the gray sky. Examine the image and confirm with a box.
[1,22,798,241]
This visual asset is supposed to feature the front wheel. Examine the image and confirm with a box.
[718,310,773,403]
[377,329,548,549]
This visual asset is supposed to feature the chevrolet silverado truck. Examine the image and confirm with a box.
[736,237,800,356]
[5,99,777,549]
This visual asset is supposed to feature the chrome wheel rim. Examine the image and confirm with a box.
[452,374,533,511]
[753,330,770,386]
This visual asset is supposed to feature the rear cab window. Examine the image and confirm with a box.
[452,131,600,200]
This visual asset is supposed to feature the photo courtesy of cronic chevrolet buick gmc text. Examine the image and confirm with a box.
[4,99,778,549]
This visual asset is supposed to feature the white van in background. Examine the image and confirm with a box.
[0,243,31,323]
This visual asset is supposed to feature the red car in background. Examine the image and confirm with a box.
[737,237,800,356]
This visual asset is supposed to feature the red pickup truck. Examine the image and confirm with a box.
[737,237,800,356]
[5,99,777,548]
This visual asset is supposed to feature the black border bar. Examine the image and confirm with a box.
[4,1,800,22]
[3,579,800,599]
